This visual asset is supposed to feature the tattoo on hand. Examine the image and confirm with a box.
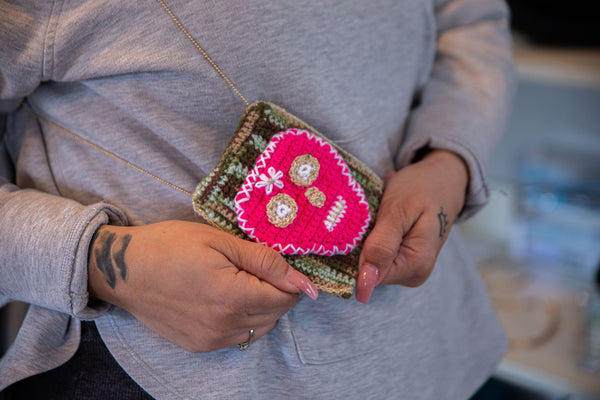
[437,207,448,239]
[92,231,131,289]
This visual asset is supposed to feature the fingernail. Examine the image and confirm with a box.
[286,267,319,300]
[356,263,380,304]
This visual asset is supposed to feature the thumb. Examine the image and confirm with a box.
[356,203,418,303]
[221,235,319,300]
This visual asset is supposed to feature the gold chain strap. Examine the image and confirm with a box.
[155,0,250,107]
[23,107,193,196]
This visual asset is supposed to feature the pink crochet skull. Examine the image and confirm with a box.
[235,128,371,255]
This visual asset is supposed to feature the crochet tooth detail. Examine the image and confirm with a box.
[324,196,347,232]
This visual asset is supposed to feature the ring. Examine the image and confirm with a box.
[238,329,254,351]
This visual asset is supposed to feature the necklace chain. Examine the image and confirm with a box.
[155,0,250,107]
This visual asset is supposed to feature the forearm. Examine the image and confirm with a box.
[397,0,516,220]
[419,149,469,214]
[0,183,126,318]
[87,224,132,308]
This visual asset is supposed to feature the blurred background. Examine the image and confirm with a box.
[1,1,599,399]
[468,1,600,399]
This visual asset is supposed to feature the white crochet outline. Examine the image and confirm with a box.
[235,128,371,256]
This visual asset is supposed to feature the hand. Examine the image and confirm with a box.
[88,220,318,352]
[355,150,469,303]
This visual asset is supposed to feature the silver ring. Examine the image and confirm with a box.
[238,329,254,351]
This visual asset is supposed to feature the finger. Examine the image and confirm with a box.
[383,214,439,287]
[230,321,278,351]
[235,300,296,327]
[198,320,278,353]
[356,195,420,303]
[382,171,395,184]
[215,236,318,300]
[234,270,300,314]
[360,194,420,274]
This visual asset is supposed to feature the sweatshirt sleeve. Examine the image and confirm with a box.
[396,0,516,221]
[0,0,127,319]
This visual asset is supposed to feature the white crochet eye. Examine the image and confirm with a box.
[275,202,292,219]
[297,163,314,180]
[289,154,320,187]
[266,193,298,228]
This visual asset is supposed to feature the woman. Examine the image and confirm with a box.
[0,0,515,398]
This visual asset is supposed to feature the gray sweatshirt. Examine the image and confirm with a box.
[0,0,515,398]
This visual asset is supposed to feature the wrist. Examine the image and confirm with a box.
[422,149,469,190]
[419,149,470,215]
[87,224,132,308]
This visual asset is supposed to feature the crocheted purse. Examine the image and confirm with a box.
[193,102,383,298]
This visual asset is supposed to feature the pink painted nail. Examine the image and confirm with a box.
[286,267,319,300]
[356,263,380,304]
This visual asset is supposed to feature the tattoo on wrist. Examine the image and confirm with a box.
[92,230,131,289]
[437,207,448,239]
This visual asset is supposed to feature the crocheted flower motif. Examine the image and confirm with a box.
[235,128,371,255]
[255,167,284,195]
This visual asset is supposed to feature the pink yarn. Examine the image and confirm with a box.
[235,129,371,255]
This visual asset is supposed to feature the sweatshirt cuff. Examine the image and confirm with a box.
[69,202,127,319]
[396,135,489,222]
[0,193,127,319]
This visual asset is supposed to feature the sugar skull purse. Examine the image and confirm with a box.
[193,102,383,298]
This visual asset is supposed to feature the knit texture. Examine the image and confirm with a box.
[236,128,371,255]
[193,102,383,298]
